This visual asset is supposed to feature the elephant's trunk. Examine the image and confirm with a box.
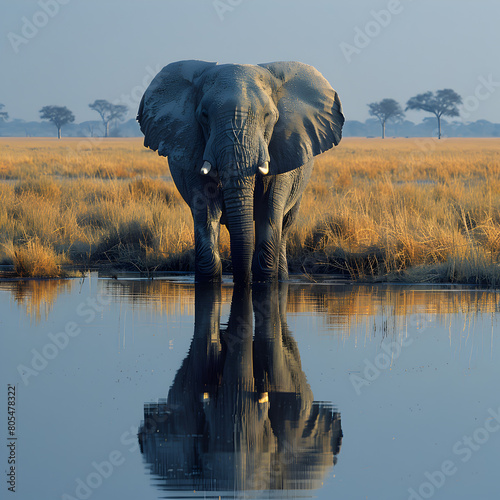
[223,184,255,284]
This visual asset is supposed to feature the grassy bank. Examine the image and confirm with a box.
[1,137,499,284]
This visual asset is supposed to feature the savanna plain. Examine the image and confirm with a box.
[1,137,499,284]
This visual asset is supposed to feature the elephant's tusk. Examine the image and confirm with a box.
[201,161,212,175]
[258,161,269,175]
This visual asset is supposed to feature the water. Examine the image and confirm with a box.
[1,275,499,499]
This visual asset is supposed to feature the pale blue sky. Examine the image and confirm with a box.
[1,0,499,123]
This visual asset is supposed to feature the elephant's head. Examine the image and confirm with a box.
[137,60,344,281]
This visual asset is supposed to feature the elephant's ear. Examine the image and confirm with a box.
[259,61,344,174]
[137,60,217,166]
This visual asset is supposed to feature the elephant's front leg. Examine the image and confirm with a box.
[277,197,303,280]
[190,178,223,282]
[193,217,222,282]
[253,167,308,281]
[253,217,282,281]
[252,179,287,282]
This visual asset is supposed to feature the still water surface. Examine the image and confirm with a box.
[1,275,499,499]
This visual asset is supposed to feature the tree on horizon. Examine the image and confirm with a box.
[89,100,127,137]
[39,105,75,139]
[406,89,462,139]
[367,99,405,138]
[0,104,8,122]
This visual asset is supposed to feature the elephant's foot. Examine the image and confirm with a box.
[252,271,277,283]
[195,252,222,283]
[195,270,222,283]
[278,263,289,281]
[232,265,252,285]
[277,241,289,281]
[252,251,279,283]
[277,252,289,280]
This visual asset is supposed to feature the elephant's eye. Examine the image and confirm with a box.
[200,109,208,122]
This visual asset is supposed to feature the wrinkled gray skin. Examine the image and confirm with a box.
[138,60,344,283]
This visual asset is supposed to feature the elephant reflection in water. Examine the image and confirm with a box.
[138,283,342,492]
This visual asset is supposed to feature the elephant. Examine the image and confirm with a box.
[137,60,344,283]
[138,282,343,493]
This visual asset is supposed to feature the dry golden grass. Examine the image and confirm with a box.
[12,238,64,278]
[0,137,165,179]
[287,138,500,284]
[0,137,499,283]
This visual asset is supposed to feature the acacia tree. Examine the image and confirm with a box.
[39,106,75,139]
[406,89,462,139]
[0,104,8,122]
[368,99,405,139]
[89,100,127,137]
